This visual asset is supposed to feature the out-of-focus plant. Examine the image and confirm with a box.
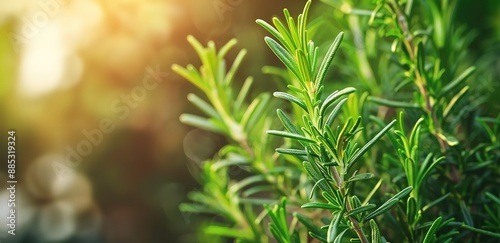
[172,0,500,242]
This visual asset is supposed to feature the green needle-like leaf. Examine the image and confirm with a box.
[460,224,500,238]
[217,38,238,59]
[347,120,396,171]
[422,193,450,212]
[172,64,208,93]
[276,148,308,156]
[315,32,344,87]
[273,92,308,111]
[241,93,271,134]
[234,77,254,112]
[320,87,356,116]
[423,216,443,243]
[346,173,375,183]
[302,202,341,210]
[325,98,349,127]
[327,212,344,243]
[370,219,382,243]
[267,130,315,143]
[364,198,399,222]
[407,196,417,225]
[228,175,266,195]
[224,49,247,86]
[277,109,301,134]
[333,229,349,243]
[264,37,302,82]
[187,93,221,119]
[441,66,476,96]
[205,225,253,240]
[417,155,445,187]
[180,114,227,134]
[443,86,469,118]
[256,19,287,48]
[391,186,414,200]
[367,96,420,109]
[364,186,413,222]
[346,204,377,217]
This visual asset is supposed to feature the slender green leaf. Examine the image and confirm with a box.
[486,192,500,205]
[179,203,214,214]
[461,224,500,238]
[459,200,474,226]
[264,37,301,81]
[315,32,344,87]
[364,186,413,222]
[277,109,301,134]
[408,117,424,151]
[272,17,296,52]
[320,87,356,116]
[347,120,396,171]
[229,175,266,194]
[217,38,237,59]
[422,193,450,212]
[370,219,382,243]
[348,116,362,135]
[441,66,475,96]
[224,49,247,86]
[327,212,344,243]
[172,64,208,92]
[276,148,308,156]
[322,161,339,166]
[187,93,220,119]
[205,224,252,240]
[274,92,308,111]
[242,93,271,134]
[443,86,469,118]
[423,217,442,243]
[297,49,312,82]
[212,159,249,171]
[368,96,420,109]
[309,178,327,199]
[303,162,324,185]
[234,77,254,112]
[436,132,459,146]
[363,179,383,205]
[407,196,417,225]
[417,155,445,187]
[310,232,328,242]
[346,204,377,217]
[392,186,414,199]
[302,202,341,210]
[325,98,349,127]
[256,19,287,48]
[322,191,340,205]
[333,228,349,243]
[180,114,227,134]
[346,173,375,183]
[242,185,273,197]
[267,130,315,143]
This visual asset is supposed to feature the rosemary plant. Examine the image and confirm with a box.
[172,0,500,242]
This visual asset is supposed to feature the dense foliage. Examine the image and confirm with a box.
[173,0,500,242]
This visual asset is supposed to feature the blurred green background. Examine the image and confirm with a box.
[0,0,498,242]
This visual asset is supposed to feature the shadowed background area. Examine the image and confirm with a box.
[0,0,498,242]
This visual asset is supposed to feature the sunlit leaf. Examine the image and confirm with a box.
[274,92,308,111]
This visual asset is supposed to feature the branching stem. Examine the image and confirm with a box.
[389,0,447,152]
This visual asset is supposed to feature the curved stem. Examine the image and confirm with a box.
[389,0,447,152]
